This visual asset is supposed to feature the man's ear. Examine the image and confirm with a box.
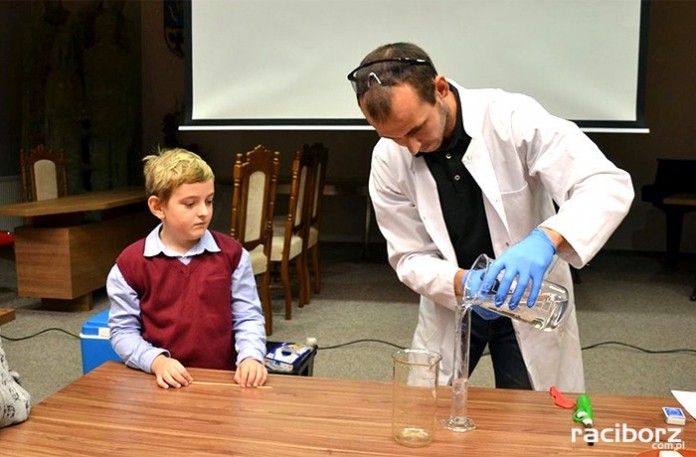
[148,195,165,221]
[434,75,450,99]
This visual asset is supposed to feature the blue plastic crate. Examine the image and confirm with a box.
[80,309,122,374]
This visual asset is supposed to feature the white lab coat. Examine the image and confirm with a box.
[368,83,634,393]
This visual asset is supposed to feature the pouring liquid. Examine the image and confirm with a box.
[466,279,569,331]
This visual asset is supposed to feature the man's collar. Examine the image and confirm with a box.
[437,84,464,152]
[416,84,463,158]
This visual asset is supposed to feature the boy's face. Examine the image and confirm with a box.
[148,179,215,253]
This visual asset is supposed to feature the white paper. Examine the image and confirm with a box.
[671,390,696,421]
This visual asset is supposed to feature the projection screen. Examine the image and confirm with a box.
[184,0,648,132]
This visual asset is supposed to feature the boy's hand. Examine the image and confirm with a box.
[234,358,268,387]
[150,354,194,389]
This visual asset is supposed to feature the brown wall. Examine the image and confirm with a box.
[586,1,696,254]
[0,2,31,175]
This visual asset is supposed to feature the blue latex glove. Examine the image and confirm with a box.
[462,269,501,321]
[481,228,556,309]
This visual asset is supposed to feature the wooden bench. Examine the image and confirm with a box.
[0,188,155,311]
[641,159,696,267]
[663,192,696,207]
[0,308,15,326]
[662,193,696,301]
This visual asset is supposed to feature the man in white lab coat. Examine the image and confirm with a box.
[347,43,633,392]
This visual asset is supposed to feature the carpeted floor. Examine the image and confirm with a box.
[1,243,694,405]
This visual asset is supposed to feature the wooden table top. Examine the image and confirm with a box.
[663,192,696,207]
[0,187,146,218]
[1,362,692,456]
[0,308,15,326]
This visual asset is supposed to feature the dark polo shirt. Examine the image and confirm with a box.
[420,85,495,268]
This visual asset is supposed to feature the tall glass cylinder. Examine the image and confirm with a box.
[440,303,476,432]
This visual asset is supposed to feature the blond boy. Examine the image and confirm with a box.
[107,148,268,388]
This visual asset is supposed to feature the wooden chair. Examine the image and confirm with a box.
[230,145,280,336]
[19,144,69,202]
[270,147,316,320]
[304,143,329,295]
[7,145,69,259]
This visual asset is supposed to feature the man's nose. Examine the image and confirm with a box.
[405,138,421,155]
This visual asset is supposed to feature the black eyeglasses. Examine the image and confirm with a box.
[346,58,435,95]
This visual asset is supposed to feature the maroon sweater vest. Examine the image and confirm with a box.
[116,231,243,370]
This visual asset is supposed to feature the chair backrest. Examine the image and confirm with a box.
[306,143,329,236]
[230,145,280,254]
[287,146,317,239]
[19,144,69,202]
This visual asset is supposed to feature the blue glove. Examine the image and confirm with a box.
[481,228,556,309]
[462,269,501,321]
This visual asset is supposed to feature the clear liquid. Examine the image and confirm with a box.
[469,291,568,331]
[393,426,433,447]
[441,377,476,432]
[451,377,468,409]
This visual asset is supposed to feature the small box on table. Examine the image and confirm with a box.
[265,341,317,376]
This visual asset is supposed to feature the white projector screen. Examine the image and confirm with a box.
[184,0,648,132]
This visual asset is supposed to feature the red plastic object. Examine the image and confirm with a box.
[549,385,576,409]
[0,232,14,247]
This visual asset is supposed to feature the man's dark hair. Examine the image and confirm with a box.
[356,43,438,123]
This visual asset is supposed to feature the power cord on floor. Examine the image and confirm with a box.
[1,328,80,342]
[580,340,696,355]
[3,331,695,356]
[317,338,696,355]
[319,339,404,350]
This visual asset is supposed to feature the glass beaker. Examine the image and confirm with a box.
[463,253,569,331]
[391,349,442,447]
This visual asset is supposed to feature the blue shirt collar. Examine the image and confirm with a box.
[143,223,220,258]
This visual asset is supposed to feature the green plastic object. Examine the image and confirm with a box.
[573,393,594,427]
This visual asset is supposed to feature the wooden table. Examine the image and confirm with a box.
[0,188,156,311]
[0,308,15,326]
[0,188,148,220]
[662,192,696,301]
[1,362,692,456]
[663,192,696,207]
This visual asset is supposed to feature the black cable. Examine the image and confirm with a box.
[317,338,696,355]
[3,330,695,356]
[581,340,696,355]
[1,328,80,342]
[319,339,405,350]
